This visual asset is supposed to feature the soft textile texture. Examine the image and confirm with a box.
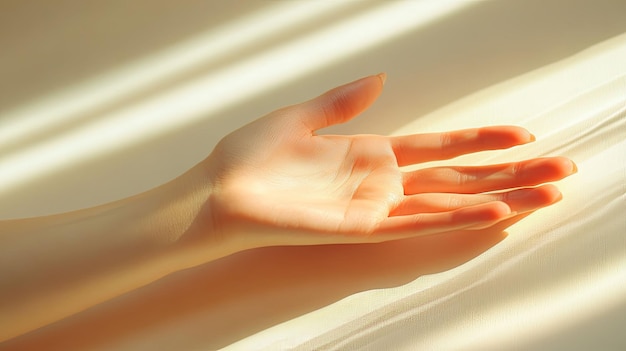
[1,1,625,350]
[231,33,626,351]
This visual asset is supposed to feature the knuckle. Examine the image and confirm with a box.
[511,162,524,176]
[439,132,454,157]
[453,168,470,185]
[446,194,461,209]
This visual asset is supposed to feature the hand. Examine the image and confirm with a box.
[199,74,576,249]
[0,74,576,341]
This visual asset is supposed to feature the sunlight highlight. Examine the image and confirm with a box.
[0,0,357,152]
[430,255,626,350]
[0,0,472,195]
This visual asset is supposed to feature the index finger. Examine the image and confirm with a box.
[390,126,535,166]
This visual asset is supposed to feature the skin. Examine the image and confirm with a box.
[0,74,576,342]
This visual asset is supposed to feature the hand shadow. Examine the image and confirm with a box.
[1,215,529,351]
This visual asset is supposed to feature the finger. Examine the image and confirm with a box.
[296,74,385,131]
[390,184,562,216]
[372,201,514,241]
[403,157,577,194]
[390,126,535,166]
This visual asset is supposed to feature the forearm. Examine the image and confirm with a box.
[0,164,226,341]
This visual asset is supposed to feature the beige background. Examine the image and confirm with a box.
[2,0,626,217]
[1,1,625,350]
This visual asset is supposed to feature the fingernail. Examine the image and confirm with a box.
[529,133,536,142]
[554,191,564,202]
[501,202,516,217]
[571,160,578,174]
[377,72,387,85]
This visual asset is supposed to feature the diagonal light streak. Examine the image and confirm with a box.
[0,0,362,152]
[0,0,472,196]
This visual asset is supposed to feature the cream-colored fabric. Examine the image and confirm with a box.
[231,34,626,351]
[1,1,625,350]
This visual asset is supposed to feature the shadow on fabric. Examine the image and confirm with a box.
[1,216,529,350]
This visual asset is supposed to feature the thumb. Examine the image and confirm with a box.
[298,73,386,132]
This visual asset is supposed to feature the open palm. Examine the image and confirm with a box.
[205,75,575,247]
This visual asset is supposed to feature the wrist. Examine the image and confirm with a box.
[0,168,213,341]
[151,161,240,270]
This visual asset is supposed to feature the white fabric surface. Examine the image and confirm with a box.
[232,34,626,351]
[1,1,625,350]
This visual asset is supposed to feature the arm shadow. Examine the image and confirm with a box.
[1,216,528,350]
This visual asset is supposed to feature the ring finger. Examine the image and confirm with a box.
[402,157,576,195]
[390,184,562,216]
